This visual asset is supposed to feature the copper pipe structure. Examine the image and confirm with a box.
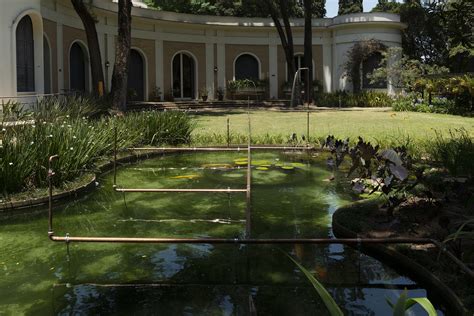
[47,114,474,280]
[126,146,314,151]
[114,188,247,193]
[46,154,474,280]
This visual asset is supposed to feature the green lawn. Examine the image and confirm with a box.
[192,108,474,146]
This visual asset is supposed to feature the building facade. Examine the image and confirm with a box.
[0,0,405,102]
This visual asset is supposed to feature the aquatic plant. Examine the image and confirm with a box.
[0,97,194,196]
[286,253,343,316]
[387,289,437,316]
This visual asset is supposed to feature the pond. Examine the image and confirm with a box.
[0,151,445,315]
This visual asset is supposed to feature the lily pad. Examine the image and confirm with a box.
[281,166,295,170]
[256,167,269,171]
[235,161,248,166]
[201,163,232,169]
[291,162,306,168]
[251,160,273,166]
[171,174,200,180]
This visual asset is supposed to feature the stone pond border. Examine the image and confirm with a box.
[0,149,174,214]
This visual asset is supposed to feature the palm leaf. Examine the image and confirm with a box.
[286,253,344,316]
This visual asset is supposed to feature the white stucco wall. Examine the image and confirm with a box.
[0,0,404,101]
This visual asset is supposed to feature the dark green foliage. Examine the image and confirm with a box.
[338,0,362,15]
[0,96,194,195]
[400,0,473,72]
[429,129,474,179]
[343,40,387,93]
[323,135,419,215]
[371,0,401,13]
[144,0,326,18]
[314,91,393,108]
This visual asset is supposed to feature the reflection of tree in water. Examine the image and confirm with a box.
[45,152,425,315]
[50,240,415,315]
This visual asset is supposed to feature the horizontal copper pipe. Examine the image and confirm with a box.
[49,235,433,244]
[53,282,421,290]
[126,146,314,151]
[114,187,247,193]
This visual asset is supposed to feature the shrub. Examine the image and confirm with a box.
[428,129,474,179]
[0,97,195,196]
[314,91,393,107]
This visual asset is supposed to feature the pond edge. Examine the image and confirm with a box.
[332,199,469,316]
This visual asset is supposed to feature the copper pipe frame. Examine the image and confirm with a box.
[126,146,314,151]
[47,154,474,280]
[114,188,247,193]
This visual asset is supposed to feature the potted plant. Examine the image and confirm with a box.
[216,87,225,101]
[200,87,209,101]
[150,86,161,102]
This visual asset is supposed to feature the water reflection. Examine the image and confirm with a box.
[1,151,445,315]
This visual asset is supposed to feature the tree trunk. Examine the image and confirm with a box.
[303,0,313,104]
[278,0,296,79]
[71,0,105,96]
[110,0,132,111]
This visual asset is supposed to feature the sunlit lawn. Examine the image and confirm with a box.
[192,108,474,145]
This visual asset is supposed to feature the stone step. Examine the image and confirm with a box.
[128,100,291,111]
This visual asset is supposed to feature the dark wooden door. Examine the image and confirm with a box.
[70,43,86,92]
[128,50,144,101]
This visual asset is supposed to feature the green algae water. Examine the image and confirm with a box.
[0,151,444,315]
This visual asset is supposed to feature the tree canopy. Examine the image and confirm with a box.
[338,0,363,15]
[144,0,326,18]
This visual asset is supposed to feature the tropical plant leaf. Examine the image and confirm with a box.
[405,298,438,316]
[380,149,403,166]
[286,253,344,316]
[388,289,438,316]
[389,164,408,181]
[391,290,408,316]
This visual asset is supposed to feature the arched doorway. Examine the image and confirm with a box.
[69,42,87,92]
[16,15,35,92]
[43,35,51,94]
[172,52,196,99]
[128,49,145,101]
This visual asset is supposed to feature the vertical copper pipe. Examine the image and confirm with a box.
[48,155,59,236]
[227,117,230,148]
[246,109,252,238]
[113,124,117,187]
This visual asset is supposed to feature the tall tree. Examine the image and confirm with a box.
[260,1,296,80]
[371,0,401,13]
[110,0,132,111]
[71,0,105,96]
[338,0,363,15]
[312,0,326,18]
[304,0,313,103]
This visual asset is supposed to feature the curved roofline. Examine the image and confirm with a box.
[92,0,403,29]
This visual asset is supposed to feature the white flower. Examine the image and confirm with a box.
[73,136,77,139]
[70,147,74,151]
[48,134,53,138]
[30,141,34,145]
[9,162,13,166]
[1,128,6,132]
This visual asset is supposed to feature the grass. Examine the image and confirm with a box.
[191,108,474,147]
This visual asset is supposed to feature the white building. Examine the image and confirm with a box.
[0,0,405,102]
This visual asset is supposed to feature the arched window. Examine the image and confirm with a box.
[70,42,87,92]
[362,52,386,89]
[16,16,35,92]
[234,54,259,81]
